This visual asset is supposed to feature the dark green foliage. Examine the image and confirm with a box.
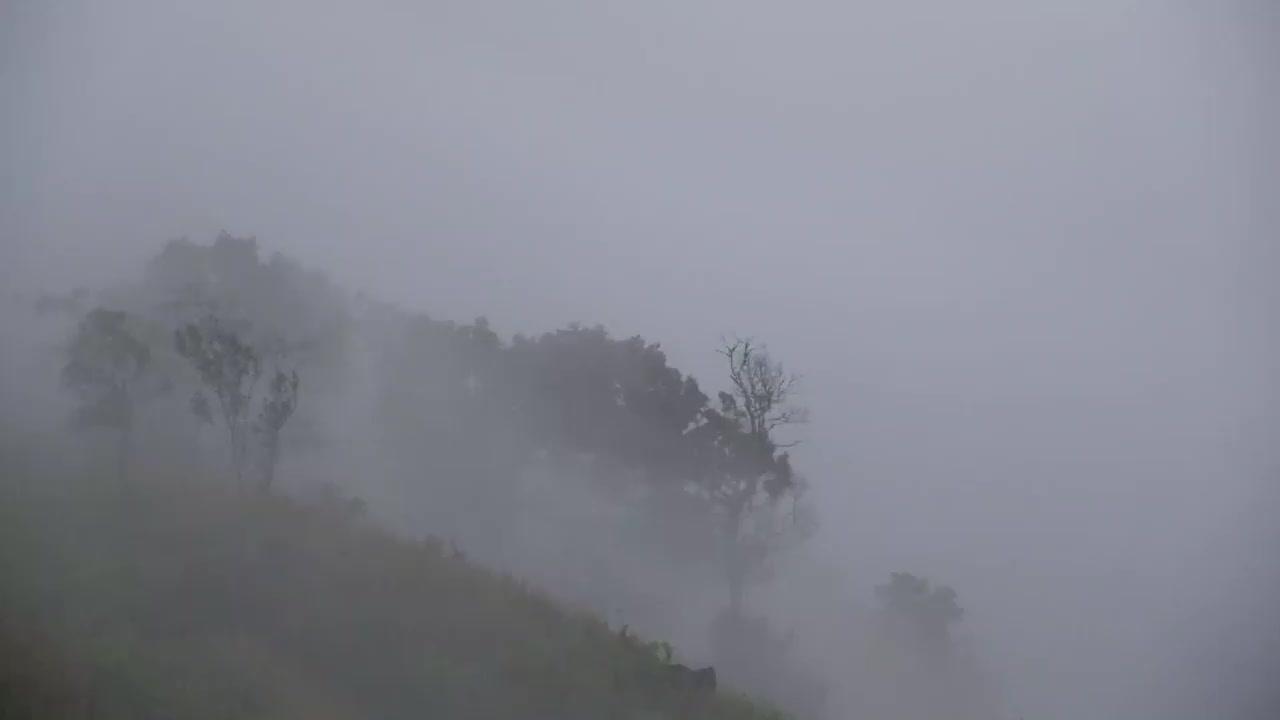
[508,324,712,479]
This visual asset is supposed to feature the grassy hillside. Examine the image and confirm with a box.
[0,461,788,720]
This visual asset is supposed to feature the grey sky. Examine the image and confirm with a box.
[3,2,1276,718]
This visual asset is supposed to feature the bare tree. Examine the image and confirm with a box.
[718,337,808,444]
[704,337,810,614]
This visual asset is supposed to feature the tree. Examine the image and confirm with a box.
[175,316,262,489]
[373,313,525,528]
[718,337,807,448]
[874,572,965,657]
[61,308,155,487]
[698,337,809,614]
[254,367,299,492]
[508,324,710,483]
[146,233,351,392]
[863,573,1000,720]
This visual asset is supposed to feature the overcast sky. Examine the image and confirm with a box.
[3,2,1277,718]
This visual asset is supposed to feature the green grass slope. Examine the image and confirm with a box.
[0,466,788,720]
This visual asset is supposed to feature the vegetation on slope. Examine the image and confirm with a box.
[0,234,1001,720]
[0,460,787,720]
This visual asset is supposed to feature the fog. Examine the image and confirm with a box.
[3,2,1277,719]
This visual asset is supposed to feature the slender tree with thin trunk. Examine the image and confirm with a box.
[175,316,262,490]
[254,367,299,492]
[704,337,809,614]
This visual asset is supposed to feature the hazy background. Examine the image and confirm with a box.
[3,2,1276,718]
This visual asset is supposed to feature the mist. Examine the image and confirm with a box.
[3,2,1277,719]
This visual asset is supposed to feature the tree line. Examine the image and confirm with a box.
[43,231,998,720]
